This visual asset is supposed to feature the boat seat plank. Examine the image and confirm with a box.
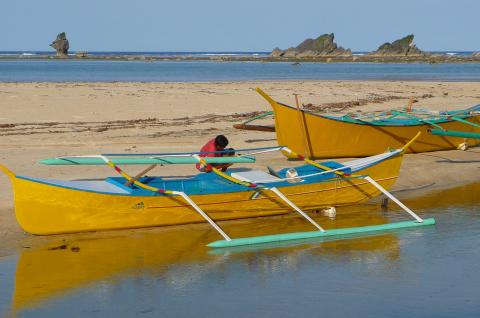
[231,170,281,183]
[17,176,132,194]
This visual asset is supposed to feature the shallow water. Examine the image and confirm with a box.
[1,60,480,82]
[0,183,479,318]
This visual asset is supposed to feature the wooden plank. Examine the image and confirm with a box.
[233,124,275,132]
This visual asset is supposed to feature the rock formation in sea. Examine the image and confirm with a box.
[473,52,480,57]
[369,34,424,56]
[271,33,352,58]
[50,32,70,57]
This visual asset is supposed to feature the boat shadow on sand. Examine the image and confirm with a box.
[417,149,480,164]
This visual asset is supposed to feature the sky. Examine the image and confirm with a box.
[1,0,479,52]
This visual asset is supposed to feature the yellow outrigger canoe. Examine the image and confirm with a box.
[256,88,480,158]
[0,139,434,248]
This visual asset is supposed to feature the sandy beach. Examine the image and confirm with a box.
[0,81,479,252]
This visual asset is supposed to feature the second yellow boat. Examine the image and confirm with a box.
[256,88,480,158]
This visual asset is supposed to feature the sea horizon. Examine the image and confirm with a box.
[0,50,478,57]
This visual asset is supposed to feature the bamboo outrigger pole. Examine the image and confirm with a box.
[269,186,325,232]
[447,115,480,129]
[363,176,423,223]
[429,129,480,139]
[174,190,232,241]
[125,164,157,186]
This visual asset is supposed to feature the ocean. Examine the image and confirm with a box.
[0,51,480,82]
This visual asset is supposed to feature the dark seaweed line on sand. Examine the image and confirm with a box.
[0,94,432,137]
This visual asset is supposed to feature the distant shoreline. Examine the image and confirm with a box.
[1,51,480,63]
[2,59,480,82]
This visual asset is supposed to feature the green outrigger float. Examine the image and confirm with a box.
[208,219,436,248]
[40,155,255,165]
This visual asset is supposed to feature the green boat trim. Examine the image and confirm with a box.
[449,116,480,129]
[243,111,274,125]
[429,129,480,139]
[208,218,436,248]
[40,155,256,165]
[324,105,480,127]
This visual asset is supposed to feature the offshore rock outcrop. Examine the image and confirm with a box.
[473,52,480,57]
[370,34,425,56]
[271,33,352,58]
[50,32,69,57]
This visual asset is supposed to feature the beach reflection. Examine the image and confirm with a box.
[7,182,479,316]
[401,182,480,209]
[9,216,398,313]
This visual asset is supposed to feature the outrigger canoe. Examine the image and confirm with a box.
[256,88,480,158]
[0,136,434,248]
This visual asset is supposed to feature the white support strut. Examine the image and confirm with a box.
[269,187,325,232]
[173,191,232,241]
[364,176,424,223]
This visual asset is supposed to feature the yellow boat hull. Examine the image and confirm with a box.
[1,155,402,235]
[266,95,480,158]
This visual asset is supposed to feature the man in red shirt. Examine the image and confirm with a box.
[196,135,233,172]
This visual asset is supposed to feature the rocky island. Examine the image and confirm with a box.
[1,32,479,63]
[271,33,351,58]
[263,34,480,63]
[50,32,69,57]
[369,34,425,56]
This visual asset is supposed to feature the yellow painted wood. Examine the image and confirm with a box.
[257,88,480,158]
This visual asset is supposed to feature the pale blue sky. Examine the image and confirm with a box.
[1,0,478,51]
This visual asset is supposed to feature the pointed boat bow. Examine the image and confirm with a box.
[256,87,277,107]
[0,163,16,181]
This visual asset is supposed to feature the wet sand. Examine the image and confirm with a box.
[0,81,479,254]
